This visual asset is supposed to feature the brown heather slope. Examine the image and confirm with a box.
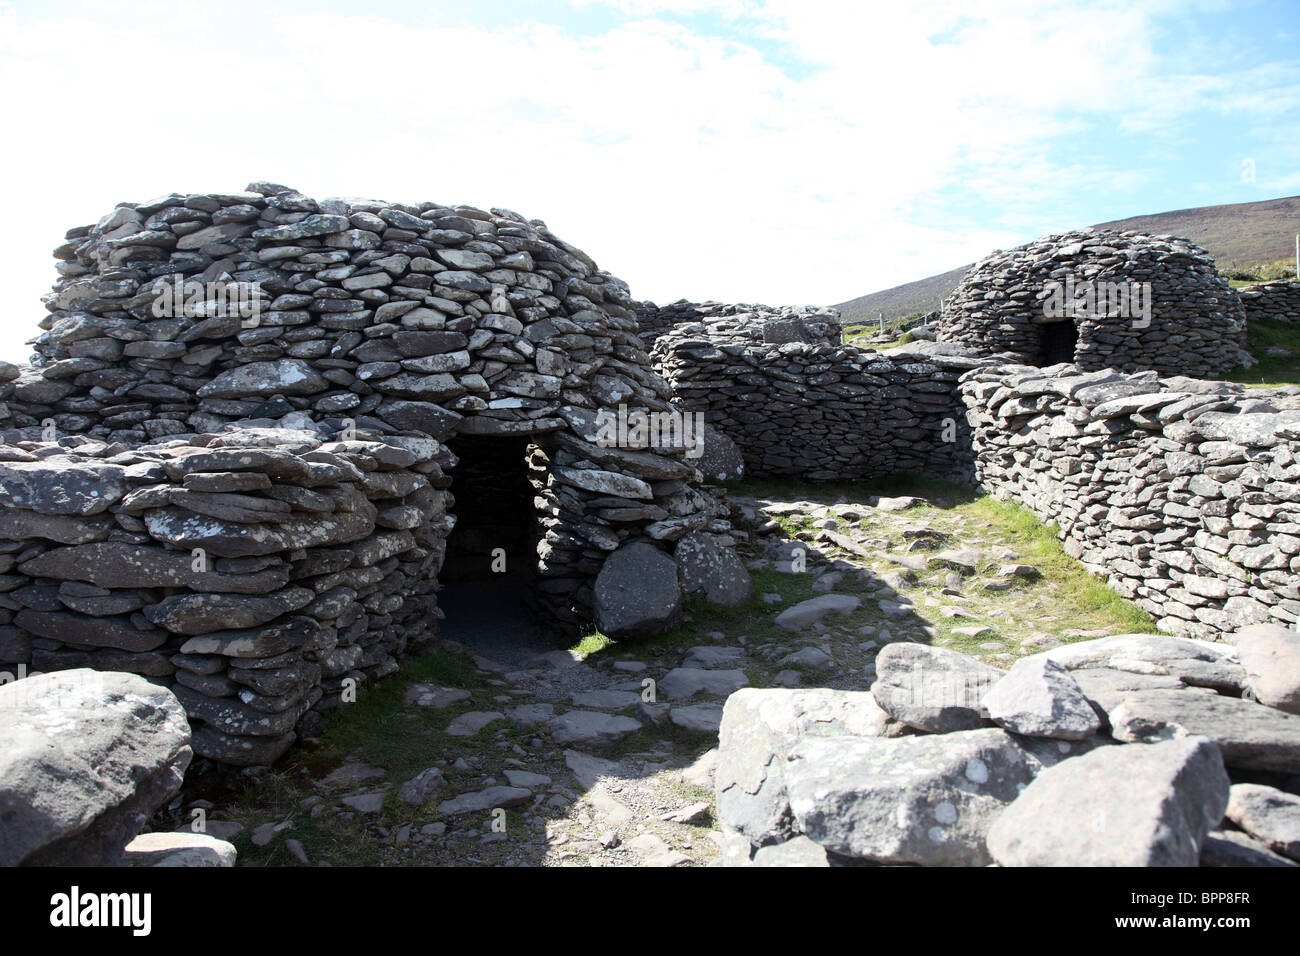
[836,195,1300,325]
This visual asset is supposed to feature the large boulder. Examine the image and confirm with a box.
[1232,624,1300,714]
[0,669,192,866]
[593,540,683,640]
[786,728,1041,866]
[986,735,1229,866]
[675,531,754,607]
[715,688,892,848]
[871,643,1002,733]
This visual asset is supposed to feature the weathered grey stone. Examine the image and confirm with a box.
[1232,624,1300,714]
[982,657,1101,739]
[669,703,725,734]
[1107,690,1300,773]
[787,729,1040,866]
[1040,633,1239,672]
[675,531,754,607]
[0,669,192,866]
[143,587,315,635]
[715,687,895,848]
[694,422,745,483]
[1200,829,1298,867]
[548,710,641,748]
[21,542,290,593]
[871,643,1002,733]
[659,667,749,700]
[986,736,1229,867]
[445,711,504,737]
[123,832,237,867]
[593,540,683,640]
[436,786,532,816]
[0,461,127,515]
[774,594,860,630]
[397,768,447,806]
[404,684,471,709]
[197,359,327,399]
[1068,666,1195,712]
[751,835,830,867]
[1224,783,1300,861]
[682,645,744,668]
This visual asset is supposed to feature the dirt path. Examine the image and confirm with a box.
[171,480,1151,867]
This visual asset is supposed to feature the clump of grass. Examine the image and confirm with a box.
[570,629,612,658]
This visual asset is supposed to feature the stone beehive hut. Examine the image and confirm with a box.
[938,230,1247,377]
[0,182,737,765]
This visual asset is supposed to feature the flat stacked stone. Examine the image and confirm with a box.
[938,229,1248,376]
[0,424,448,765]
[636,300,841,349]
[959,363,1300,639]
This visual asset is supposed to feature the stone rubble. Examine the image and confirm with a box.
[716,628,1300,867]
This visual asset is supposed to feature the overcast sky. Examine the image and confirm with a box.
[0,0,1297,362]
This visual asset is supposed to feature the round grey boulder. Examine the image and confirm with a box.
[594,540,683,640]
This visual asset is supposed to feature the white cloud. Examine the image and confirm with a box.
[0,0,1293,362]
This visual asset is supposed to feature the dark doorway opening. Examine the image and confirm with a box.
[443,434,537,584]
[1038,319,1078,366]
[438,434,551,666]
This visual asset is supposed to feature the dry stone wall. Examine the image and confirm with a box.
[651,314,989,482]
[0,426,449,765]
[960,364,1300,639]
[1239,280,1300,323]
[939,230,1247,377]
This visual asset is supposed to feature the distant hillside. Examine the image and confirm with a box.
[837,195,1300,326]
[836,264,971,328]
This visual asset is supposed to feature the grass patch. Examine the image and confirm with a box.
[1225,318,1300,388]
[967,496,1158,636]
[212,645,517,866]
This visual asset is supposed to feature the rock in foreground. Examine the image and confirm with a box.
[0,669,192,866]
[987,736,1229,867]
